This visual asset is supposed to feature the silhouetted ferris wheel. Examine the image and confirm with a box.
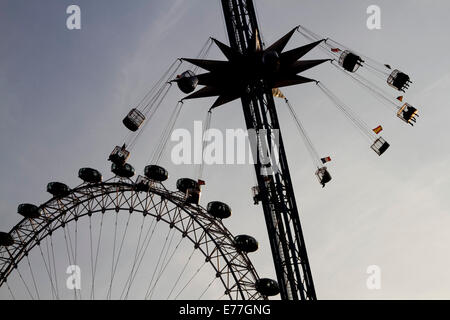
[0,171,273,300]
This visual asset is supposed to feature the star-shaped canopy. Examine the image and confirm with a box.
[179,27,329,109]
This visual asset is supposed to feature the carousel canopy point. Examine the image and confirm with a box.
[207,201,231,219]
[176,178,198,194]
[123,108,145,132]
[78,167,102,183]
[176,70,198,94]
[111,163,135,178]
[255,278,280,296]
[18,203,40,219]
[0,232,14,247]
[47,182,70,197]
[144,165,169,182]
[234,234,259,253]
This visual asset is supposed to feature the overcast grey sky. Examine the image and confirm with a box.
[1,0,450,299]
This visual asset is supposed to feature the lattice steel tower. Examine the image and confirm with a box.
[220,0,316,300]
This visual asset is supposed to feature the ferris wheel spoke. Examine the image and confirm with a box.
[48,236,60,299]
[62,226,77,300]
[150,238,183,299]
[107,211,132,299]
[5,280,16,300]
[73,218,82,300]
[106,211,119,300]
[144,227,173,299]
[174,260,207,300]
[166,248,196,300]
[25,255,40,300]
[118,214,147,300]
[123,216,159,299]
[197,276,218,300]
[15,264,35,300]
[32,222,58,300]
[147,231,184,299]
[37,243,57,299]
[91,212,105,300]
[64,222,77,269]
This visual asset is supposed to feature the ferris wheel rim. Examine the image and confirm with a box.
[0,176,265,300]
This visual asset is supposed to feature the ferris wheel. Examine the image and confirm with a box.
[0,168,278,300]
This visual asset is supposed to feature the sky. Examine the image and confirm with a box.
[1,0,450,299]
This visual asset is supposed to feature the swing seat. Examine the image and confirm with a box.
[387,69,411,92]
[371,137,390,156]
[123,108,145,132]
[397,103,418,125]
[176,70,198,94]
[315,167,332,187]
[109,145,130,166]
[338,50,364,72]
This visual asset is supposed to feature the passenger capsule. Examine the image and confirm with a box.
[176,70,198,94]
[207,201,231,219]
[371,137,390,156]
[176,178,198,194]
[144,165,169,182]
[234,235,258,253]
[0,232,14,247]
[387,69,411,92]
[109,145,130,166]
[255,278,280,296]
[123,108,145,132]
[47,182,70,197]
[338,50,364,72]
[18,203,40,219]
[111,163,135,178]
[315,167,332,188]
[78,167,102,183]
